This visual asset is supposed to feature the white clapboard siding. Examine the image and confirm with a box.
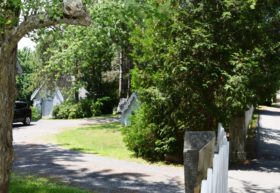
[200,124,229,193]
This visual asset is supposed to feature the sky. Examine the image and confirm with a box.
[18,37,36,50]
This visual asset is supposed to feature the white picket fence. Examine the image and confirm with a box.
[200,124,229,193]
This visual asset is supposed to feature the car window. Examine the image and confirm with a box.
[15,103,27,109]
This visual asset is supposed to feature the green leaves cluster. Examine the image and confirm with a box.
[123,0,280,161]
[16,48,38,101]
[0,0,63,29]
[53,97,115,119]
[33,0,144,101]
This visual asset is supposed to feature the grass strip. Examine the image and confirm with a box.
[52,122,146,163]
[10,174,94,193]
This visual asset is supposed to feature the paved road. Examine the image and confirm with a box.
[228,106,280,193]
[12,118,184,193]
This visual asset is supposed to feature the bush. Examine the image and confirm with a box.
[52,97,116,119]
[68,104,81,119]
[122,104,183,162]
[78,99,93,117]
[91,96,116,116]
[122,90,185,162]
[31,107,41,121]
[91,100,102,116]
[99,96,115,114]
[56,104,70,119]
[52,105,60,118]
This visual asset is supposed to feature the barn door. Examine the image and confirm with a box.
[42,98,54,118]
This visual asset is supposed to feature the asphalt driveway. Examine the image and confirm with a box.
[12,118,184,193]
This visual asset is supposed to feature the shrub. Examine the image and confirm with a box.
[52,105,60,118]
[31,107,41,121]
[122,104,178,162]
[56,104,70,119]
[122,90,184,162]
[91,100,102,116]
[91,96,116,116]
[78,99,93,117]
[52,97,116,119]
[68,104,81,119]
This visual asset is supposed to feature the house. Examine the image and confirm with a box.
[121,92,139,126]
[30,85,64,118]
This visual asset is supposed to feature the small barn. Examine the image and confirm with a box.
[31,85,64,118]
[121,93,139,126]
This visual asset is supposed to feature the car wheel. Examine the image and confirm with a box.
[23,116,31,125]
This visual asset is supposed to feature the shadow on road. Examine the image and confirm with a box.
[229,176,280,193]
[257,108,280,117]
[230,106,280,173]
[13,143,183,193]
[12,123,36,129]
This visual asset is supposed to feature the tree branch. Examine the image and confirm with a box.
[11,13,91,47]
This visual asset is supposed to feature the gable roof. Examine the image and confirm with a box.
[30,84,43,101]
[30,84,64,103]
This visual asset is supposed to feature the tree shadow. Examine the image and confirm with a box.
[257,127,280,158]
[257,109,280,116]
[80,117,120,126]
[13,143,184,193]
[230,107,280,173]
[12,123,36,130]
[271,103,280,108]
[254,125,280,172]
[229,176,280,193]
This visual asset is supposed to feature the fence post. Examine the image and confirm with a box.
[184,131,215,193]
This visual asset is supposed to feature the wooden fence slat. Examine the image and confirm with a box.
[201,180,208,193]
[200,124,229,193]
[207,168,213,193]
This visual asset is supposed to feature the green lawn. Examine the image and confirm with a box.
[10,174,94,193]
[51,122,145,162]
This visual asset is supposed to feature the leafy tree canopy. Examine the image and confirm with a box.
[32,0,145,100]
[16,48,38,101]
[124,0,280,161]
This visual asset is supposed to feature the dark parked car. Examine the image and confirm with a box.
[13,101,32,125]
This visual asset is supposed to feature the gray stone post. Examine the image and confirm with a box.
[184,131,215,193]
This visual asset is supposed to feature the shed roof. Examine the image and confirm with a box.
[30,84,64,103]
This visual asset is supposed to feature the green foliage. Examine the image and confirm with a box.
[52,103,71,119]
[16,48,38,101]
[31,107,41,121]
[91,96,115,116]
[78,99,93,117]
[53,97,116,119]
[91,100,102,116]
[52,101,83,119]
[52,105,60,118]
[33,12,119,103]
[33,0,145,101]
[122,106,162,161]
[123,0,280,161]
[67,104,81,119]
[10,173,93,193]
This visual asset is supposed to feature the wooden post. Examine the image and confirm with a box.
[184,131,215,193]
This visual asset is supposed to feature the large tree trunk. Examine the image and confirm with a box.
[0,46,17,193]
[0,1,91,192]
[229,116,247,163]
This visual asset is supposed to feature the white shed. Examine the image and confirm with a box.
[121,93,139,126]
[31,85,64,118]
